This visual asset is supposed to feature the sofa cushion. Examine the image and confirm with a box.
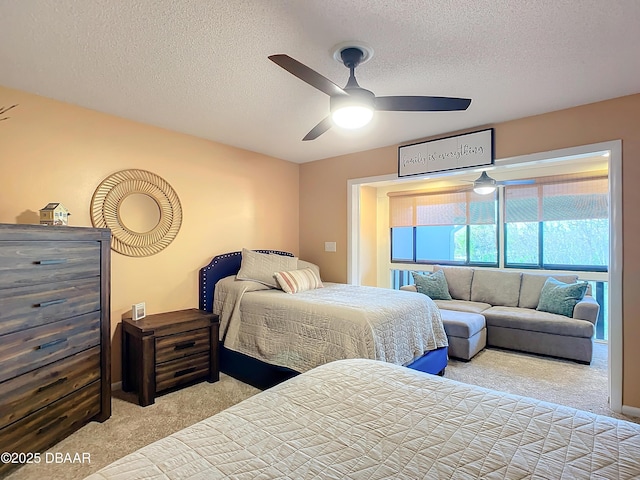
[470,270,522,307]
[537,278,589,317]
[433,266,474,300]
[412,270,452,300]
[439,310,486,338]
[483,306,595,338]
[433,299,491,314]
[518,273,579,309]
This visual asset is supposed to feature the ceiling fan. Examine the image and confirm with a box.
[268,45,472,141]
[472,171,535,195]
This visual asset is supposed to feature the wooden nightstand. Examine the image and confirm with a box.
[122,309,219,406]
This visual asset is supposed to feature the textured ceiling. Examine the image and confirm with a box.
[1,1,639,164]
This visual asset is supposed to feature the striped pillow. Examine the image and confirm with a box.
[275,268,323,294]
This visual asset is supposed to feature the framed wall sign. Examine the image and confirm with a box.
[398,128,494,177]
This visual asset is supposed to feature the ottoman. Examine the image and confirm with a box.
[440,309,486,361]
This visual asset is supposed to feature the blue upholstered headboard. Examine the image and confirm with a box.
[198,250,294,312]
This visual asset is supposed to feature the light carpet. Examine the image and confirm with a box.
[5,343,637,480]
[3,373,260,480]
[446,342,637,422]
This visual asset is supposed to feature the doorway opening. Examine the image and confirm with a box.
[347,140,622,413]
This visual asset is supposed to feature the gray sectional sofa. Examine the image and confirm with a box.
[402,266,600,364]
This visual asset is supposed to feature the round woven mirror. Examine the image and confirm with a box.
[91,169,182,257]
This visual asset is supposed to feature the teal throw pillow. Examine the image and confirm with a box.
[412,270,452,300]
[536,277,588,317]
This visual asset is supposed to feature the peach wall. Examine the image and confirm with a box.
[300,93,640,409]
[0,86,299,383]
[299,144,396,282]
[358,186,378,286]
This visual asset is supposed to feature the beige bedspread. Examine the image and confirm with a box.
[213,276,448,372]
[86,359,640,479]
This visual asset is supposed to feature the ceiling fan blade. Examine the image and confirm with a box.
[303,116,332,141]
[375,96,471,112]
[470,172,535,188]
[268,54,348,98]
[497,179,536,186]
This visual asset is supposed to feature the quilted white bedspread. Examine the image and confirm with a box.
[86,359,640,479]
[213,277,448,372]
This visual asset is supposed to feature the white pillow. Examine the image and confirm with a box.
[236,249,298,288]
[275,268,324,294]
[297,259,321,279]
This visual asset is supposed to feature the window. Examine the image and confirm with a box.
[504,175,609,271]
[415,225,466,262]
[389,189,497,265]
[391,227,413,262]
[389,173,608,272]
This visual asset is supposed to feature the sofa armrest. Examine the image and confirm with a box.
[573,295,600,324]
[400,285,417,292]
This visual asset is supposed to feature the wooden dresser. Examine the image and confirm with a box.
[0,224,111,475]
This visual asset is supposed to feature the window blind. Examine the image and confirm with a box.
[504,175,608,223]
[389,189,496,227]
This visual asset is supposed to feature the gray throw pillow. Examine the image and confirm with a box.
[536,277,588,317]
[236,249,298,288]
[412,270,452,300]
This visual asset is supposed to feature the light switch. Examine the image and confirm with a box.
[324,241,336,252]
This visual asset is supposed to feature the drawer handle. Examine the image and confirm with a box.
[35,259,67,265]
[37,376,68,393]
[37,415,68,435]
[36,298,67,308]
[174,367,196,378]
[174,341,196,351]
[37,338,67,350]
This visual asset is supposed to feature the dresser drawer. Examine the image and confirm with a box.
[0,312,100,383]
[155,352,210,392]
[0,277,101,336]
[0,381,101,468]
[0,347,101,430]
[0,241,100,289]
[155,328,210,364]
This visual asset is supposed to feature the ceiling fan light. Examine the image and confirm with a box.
[331,105,374,129]
[473,185,497,195]
[473,171,497,195]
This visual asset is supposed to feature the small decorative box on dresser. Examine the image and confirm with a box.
[0,223,111,476]
[122,309,219,406]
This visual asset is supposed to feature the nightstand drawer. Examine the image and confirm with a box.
[0,241,100,289]
[0,277,101,336]
[155,352,210,392]
[0,312,100,383]
[156,328,210,364]
[0,347,100,430]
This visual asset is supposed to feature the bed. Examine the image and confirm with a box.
[86,358,640,479]
[199,250,449,388]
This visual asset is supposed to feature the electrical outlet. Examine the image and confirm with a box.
[325,241,337,252]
